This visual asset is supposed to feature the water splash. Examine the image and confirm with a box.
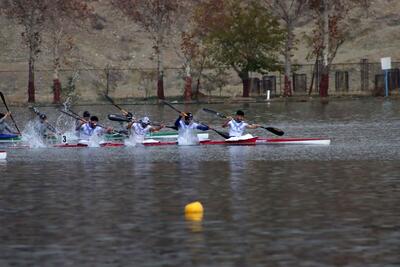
[177,129,199,146]
[124,134,138,147]
[21,121,47,148]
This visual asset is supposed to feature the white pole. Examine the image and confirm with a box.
[267,90,270,100]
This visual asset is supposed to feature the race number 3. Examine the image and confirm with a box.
[62,135,67,143]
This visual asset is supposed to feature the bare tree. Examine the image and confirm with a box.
[308,0,370,97]
[264,0,308,97]
[42,0,93,103]
[111,0,184,100]
[1,0,47,102]
[0,0,92,103]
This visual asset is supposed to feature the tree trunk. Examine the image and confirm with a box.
[184,66,192,101]
[283,22,293,97]
[157,71,165,100]
[184,76,192,101]
[28,56,35,103]
[319,71,329,97]
[284,75,292,97]
[53,79,61,103]
[242,78,250,97]
[53,66,61,103]
[195,77,200,101]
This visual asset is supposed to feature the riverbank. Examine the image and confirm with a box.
[5,94,400,108]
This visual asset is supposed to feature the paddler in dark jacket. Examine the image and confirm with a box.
[0,112,18,135]
[175,112,209,145]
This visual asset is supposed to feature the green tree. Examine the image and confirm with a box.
[195,0,285,97]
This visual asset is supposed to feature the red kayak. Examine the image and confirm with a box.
[53,137,330,148]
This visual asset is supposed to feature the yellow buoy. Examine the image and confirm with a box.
[185,201,204,214]
[184,201,204,221]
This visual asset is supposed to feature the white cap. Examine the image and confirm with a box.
[141,117,150,124]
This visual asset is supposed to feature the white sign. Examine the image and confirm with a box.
[381,57,391,70]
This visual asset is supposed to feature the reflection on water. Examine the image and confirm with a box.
[1,99,400,266]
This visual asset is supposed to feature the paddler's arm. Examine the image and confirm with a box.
[75,120,86,131]
[196,124,209,131]
[174,115,183,129]
[246,123,260,129]
[0,112,10,124]
[5,123,15,134]
[126,118,137,129]
[150,124,164,132]
[222,116,232,128]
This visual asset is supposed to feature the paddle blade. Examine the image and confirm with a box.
[212,129,230,139]
[108,114,131,122]
[262,126,284,136]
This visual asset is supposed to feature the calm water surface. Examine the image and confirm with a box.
[1,99,400,266]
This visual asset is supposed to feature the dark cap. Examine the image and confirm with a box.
[236,110,245,116]
[39,114,47,120]
[83,111,90,118]
[90,116,99,122]
[184,112,193,120]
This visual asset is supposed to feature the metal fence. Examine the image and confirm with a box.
[1,59,400,102]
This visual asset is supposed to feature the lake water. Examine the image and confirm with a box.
[1,99,400,266]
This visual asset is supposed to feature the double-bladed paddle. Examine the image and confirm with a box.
[104,94,133,118]
[30,107,61,135]
[60,109,121,136]
[107,113,178,130]
[162,101,230,139]
[202,108,284,136]
[0,91,21,134]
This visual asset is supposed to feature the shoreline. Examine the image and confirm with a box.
[5,94,400,107]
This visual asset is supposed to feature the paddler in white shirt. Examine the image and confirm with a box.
[78,116,113,143]
[222,110,259,138]
[0,112,18,135]
[127,116,163,143]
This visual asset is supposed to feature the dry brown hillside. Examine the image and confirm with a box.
[1,0,400,102]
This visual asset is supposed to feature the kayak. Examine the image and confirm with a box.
[146,132,209,140]
[52,136,330,148]
[0,151,6,160]
[256,137,331,145]
[0,134,22,143]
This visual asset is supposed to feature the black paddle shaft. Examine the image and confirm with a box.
[104,94,131,116]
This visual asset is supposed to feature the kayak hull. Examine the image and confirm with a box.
[256,137,331,145]
[0,151,6,160]
[52,137,330,148]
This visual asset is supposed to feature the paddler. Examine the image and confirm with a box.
[175,112,209,144]
[78,115,113,142]
[75,111,91,131]
[35,114,57,139]
[127,116,164,142]
[222,110,259,137]
[0,112,19,135]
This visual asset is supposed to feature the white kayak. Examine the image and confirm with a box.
[256,137,331,145]
[0,151,7,160]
